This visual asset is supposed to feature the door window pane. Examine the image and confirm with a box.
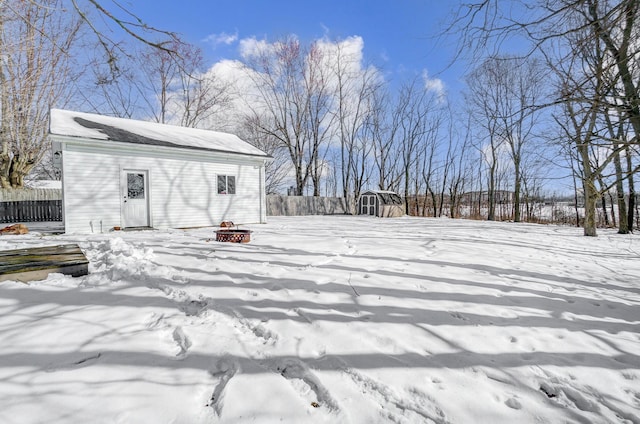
[127,173,145,199]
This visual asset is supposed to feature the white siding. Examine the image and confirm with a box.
[62,144,265,234]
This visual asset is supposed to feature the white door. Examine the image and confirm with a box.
[121,169,150,228]
[361,195,377,216]
[368,195,377,216]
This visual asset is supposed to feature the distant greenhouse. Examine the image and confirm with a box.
[358,190,404,217]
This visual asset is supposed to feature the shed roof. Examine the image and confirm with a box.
[49,109,269,158]
[360,190,403,205]
[361,190,399,195]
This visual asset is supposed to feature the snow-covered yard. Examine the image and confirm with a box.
[1,216,639,423]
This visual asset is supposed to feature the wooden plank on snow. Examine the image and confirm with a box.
[0,244,89,283]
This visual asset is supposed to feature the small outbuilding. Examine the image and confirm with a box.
[49,109,270,234]
[358,190,404,217]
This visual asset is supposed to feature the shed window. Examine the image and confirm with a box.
[217,175,236,194]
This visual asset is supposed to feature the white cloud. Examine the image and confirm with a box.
[422,70,446,100]
[238,37,278,59]
[203,31,238,48]
[316,35,365,74]
[179,35,384,133]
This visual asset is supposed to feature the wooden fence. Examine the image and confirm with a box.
[0,188,62,202]
[1,189,353,223]
[0,200,63,223]
[266,195,352,216]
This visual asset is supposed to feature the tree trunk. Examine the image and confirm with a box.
[0,29,10,189]
[583,180,598,236]
[580,144,598,236]
[600,191,609,227]
[608,192,616,228]
[625,146,635,232]
[9,154,36,188]
[513,163,521,222]
[487,164,496,221]
[0,143,11,189]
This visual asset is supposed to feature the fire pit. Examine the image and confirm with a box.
[215,228,252,243]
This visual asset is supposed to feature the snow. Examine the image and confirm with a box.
[49,109,269,157]
[1,216,639,423]
[25,180,62,190]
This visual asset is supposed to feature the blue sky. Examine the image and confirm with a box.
[127,0,464,94]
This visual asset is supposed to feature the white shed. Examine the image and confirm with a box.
[358,190,404,217]
[49,109,270,234]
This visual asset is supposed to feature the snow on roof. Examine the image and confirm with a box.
[26,180,62,189]
[362,190,400,195]
[49,109,269,158]
[360,190,403,205]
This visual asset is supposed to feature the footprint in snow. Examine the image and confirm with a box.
[505,397,522,410]
[249,322,278,344]
[345,369,448,423]
[172,326,191,358]
[344,239,356,255]
[179,298,209,316]
[145,312,165,329]
[561,386,600,412]
[539,381,600,413]
[265,358,338,411]
[207,358,239,416]
[449,311,468,321]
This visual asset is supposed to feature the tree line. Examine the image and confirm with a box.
[0,0,638,236]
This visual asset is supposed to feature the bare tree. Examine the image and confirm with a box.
[553,48,613,236]
[303,43,335,196]
[238,114,290,194]
[422,112,444,217]
[0,0,81,188]
[69,0,181,79]
[466,55,547,222]
[552,2,640,235]
[90,38,233,130]
[604,110,631,233]
[450,0,640,235]
[240,37,333,196]
[393,77,440,215]
[141,40,232,128]
[465,62,505,221]
[331,41,381,209]
[0,1,192,186]
[370,87,401,192]
[625,144,637,230]
[447,114,474,218]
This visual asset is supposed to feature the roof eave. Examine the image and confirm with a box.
[49,134,273,162]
